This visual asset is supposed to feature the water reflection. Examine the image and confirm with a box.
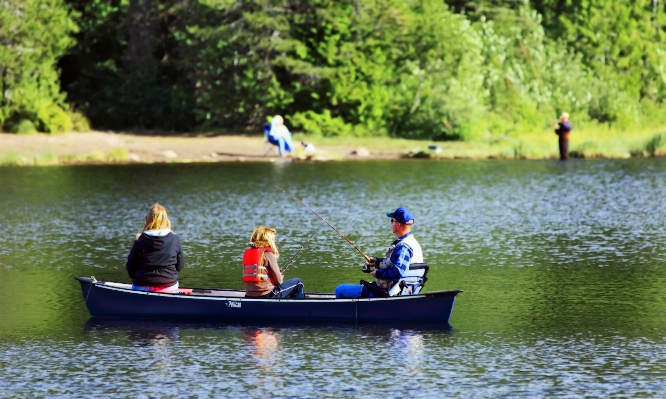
[84,319,180,346]
[243,328,282,381]
[390,329,424,361]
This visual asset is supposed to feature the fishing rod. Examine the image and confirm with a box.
[131,193,150,210]
[130,195,176,216]
[275,186,371,261]
[281,206,337,272]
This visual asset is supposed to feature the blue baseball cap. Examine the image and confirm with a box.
[386,207,414,225]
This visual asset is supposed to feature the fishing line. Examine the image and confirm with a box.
[281,206,338,272]
[275,186,371,261]
[130,196,180,219]
[131,193,150,210]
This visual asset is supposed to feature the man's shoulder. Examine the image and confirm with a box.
[400,234,420,246]
[395,240,415,253]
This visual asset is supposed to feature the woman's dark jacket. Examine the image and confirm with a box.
[126,232,184,287]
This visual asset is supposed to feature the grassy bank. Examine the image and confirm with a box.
[1,148,129,166]
[295,124,666,160]
[3,126,666,167]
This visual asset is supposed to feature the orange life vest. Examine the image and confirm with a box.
[242,247,274,284]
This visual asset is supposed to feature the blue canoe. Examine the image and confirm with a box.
[75,277,462,324]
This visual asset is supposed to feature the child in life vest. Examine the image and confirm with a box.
[242,226,305,298]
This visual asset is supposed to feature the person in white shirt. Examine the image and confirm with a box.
[269,115,294,156]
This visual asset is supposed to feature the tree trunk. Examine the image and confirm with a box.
[126,0,157,74]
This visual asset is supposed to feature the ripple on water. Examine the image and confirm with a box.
[1,327,666,398]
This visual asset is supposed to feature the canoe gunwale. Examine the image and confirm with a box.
[74,276,463,301]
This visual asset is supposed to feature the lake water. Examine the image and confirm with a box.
[1,159,666,398]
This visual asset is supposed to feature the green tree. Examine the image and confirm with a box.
[533,0,666,107]
[183,0,490,139]
[469,1,649,131]
[60,0,195,130]
[46,0,666,137]
[0,0,78,132]
[179,0,309,129]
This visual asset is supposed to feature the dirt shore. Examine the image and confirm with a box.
[0,131,398,165]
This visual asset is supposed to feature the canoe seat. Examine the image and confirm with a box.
[392,263,429,296]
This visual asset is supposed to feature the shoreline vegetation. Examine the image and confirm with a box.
[5,0,666,150]
[3,125,666,167]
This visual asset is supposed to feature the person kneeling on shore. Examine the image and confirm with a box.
[243,226,305,299]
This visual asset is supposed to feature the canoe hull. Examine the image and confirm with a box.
[76,277,461,324]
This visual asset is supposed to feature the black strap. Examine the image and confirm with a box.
[360,280,389,298]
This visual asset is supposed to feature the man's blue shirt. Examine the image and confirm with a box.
[556,121,572,135]
[375,233,414,281]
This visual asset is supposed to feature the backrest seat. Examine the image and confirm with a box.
[394,263,429,296]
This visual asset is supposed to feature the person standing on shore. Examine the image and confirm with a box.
[554,113,572,161]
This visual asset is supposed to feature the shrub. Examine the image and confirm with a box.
[10,120,38,134]
[289,110,355,137]
[36,101,72,133]
[70,111,91,132]
[645,133,666,157]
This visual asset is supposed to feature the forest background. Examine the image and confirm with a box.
[3,0,666,154]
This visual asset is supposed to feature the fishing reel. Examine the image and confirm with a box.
[361,257,380,273]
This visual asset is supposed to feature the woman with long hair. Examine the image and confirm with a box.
[242,226,304,298]
[126,204,184,293]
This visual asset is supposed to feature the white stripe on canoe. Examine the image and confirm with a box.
[92,283,425,303]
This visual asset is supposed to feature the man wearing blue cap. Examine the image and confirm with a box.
[335,207,423,298]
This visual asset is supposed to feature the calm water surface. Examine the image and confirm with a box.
[1,159,666,398]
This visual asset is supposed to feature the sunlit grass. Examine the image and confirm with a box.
[1,152,24,166]
[108,147,129,161]
[0,148,131,166]
[87,151,106,162]
[3,126,666,167]
[294,124,666,159]
[33,152,59,166]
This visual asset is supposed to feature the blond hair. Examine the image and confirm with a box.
[143,203,172,231]
[249,226,279,258]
